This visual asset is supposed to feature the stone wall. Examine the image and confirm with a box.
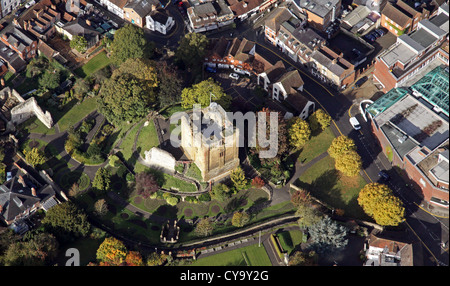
[8,89,53,129]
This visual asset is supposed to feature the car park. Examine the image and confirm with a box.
[349,117,361,130]
[354,76,368,87]
[229,73,239,80]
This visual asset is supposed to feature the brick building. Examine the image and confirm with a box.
[366,65,449,208]
[292,0,341,31]
[373,8,449,92]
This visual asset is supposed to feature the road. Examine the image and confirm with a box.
[225,17,449,266]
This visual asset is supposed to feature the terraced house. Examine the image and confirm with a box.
[0,25,37,73]
[373,5,449,92]
[186,0,234,32]
[380,0,444,36]
[0,0,21,19]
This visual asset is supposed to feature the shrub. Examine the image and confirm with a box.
[198,193,211,202]
[166,196,179,206]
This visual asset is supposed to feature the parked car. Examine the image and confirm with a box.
[15,7,26,17]
[229,73,240,80]
[6,172,12,182]
[375,29,385,37]
[205,66,216,73]
[25,0,36,9]
[349,117,361,130]
[354,76,368,87]
[371,31,381,39]
[378,171,390,181]
[364,33,376,42]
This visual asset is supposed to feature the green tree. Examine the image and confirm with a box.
[73,78,90,100]
[98,72,156,124]
[175,32,208,71]
[288,251,317,266]
[2,233,59,266]
[146,252,167,266]
[70,35,88,53]
[96,237,128,265]
[24,147,46,168]
[42,202,91,241]
[358,183,405,226]
[112,58,158,92]
[334,150,362,177]
[92,167,111,193]
[111,24,153,66]
[308,109,332,131]
[108,155,120,167]
[181,78,231,109]
[156,61,183,107]
[39,70,60,90]
[230,166,248,191]
[195,218,214,237]
[288,117,311,149]
[231,211,250,227]
[328,135,357,159]
[210,183,231,202]
[296,203,322,228]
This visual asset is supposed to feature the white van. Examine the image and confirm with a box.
[25,0,36,9]
[349,117,361,130]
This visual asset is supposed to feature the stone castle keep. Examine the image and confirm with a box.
[180,103,239,182]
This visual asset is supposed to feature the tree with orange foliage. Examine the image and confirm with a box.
[96,237,128,266]
[125,251,144,266]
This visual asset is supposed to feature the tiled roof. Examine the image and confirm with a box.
[228,0,265,16]
[265,7,293,32]
[382,2,413,27]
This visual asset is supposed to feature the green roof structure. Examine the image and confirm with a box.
[366,88,409,117]
[410,66,449,116]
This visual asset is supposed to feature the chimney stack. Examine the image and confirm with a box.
[31,187,37,197]
[18,175,27,188]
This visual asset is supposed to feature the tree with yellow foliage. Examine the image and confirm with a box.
[288,118,311,149]
[334,150,362,177]
[358,183,405,226]
[327,135,357,159]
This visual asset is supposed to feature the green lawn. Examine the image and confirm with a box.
[277,230,304,255]
[297,127,335,164]
[136,121,159,157]
[56,237,103,266]
[162,173,197,192]
[185,163,203,182]
[295,155,368,219]
[191,243,272,266]
[159,104,189,119]
[18,117,56,135]
[56,97,98,131]
[74,51,111,78]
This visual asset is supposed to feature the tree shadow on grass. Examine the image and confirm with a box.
[155,204,178,220]
[296,169,341,207]
[224,193,249,213]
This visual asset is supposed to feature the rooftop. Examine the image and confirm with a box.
[409,65,449,116]
[294,0,340,18]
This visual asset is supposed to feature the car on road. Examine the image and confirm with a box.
[205,66,217,73]
[6,172,12,182]
[354,76,368,88]
[349,117,361,130]
[229,73,240,80]
[378,171,390,181]
[15,7,26,17]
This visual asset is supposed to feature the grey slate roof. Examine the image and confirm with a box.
[124,0,159,17]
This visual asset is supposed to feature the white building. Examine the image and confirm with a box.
[146,9,175,35]
[99,0,127,18]
[1,0,21,19]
